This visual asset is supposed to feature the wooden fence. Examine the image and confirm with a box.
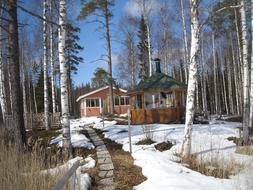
[52,159,83,190]
[4,112,61,130]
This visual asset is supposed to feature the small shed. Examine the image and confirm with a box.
[128,59,187,124]
[76,86,130,117]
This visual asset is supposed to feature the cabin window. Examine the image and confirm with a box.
[120,97,125,105]
[165,92,175,107]
[144,93,159,109]
[114,96,129,106]
[125,97,129,105]
[114,97,120,105]
[133,95,142,109]
[86,99,99,107]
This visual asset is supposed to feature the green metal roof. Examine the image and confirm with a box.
[129,73,187,93]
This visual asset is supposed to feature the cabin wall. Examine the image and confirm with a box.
[131,107,180,124]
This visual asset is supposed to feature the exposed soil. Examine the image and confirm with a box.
[221,116,242,122]
[227,136,253,146]
[26,129,96,169]
[90,128,147,190]
[181,155,237,179]
[135,138,156,145]
[155,141,174,152]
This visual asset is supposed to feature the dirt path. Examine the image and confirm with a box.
[83,126,146,190]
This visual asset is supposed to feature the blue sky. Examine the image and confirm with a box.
[18,0,193,87]
[69,1,128,86]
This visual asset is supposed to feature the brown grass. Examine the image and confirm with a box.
[181,154,238,179]
[155,141,174,152]
[235,146,253,155]
[136,138,156,145]
[93,129,147,190]
[0,140,67,190]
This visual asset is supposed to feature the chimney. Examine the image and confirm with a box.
[154,58,161,73]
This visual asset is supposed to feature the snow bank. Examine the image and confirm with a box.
[90,117,253,190]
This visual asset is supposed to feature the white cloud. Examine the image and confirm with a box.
[124,0,161,18]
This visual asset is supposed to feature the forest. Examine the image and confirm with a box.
[0,0,253,190]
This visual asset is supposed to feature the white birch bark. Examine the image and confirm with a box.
[227,58,234,114]
[212,32,219,115]
[222,67,229,114]
[230,34,240,115]
[234,8,244,112]
[50,0,56,113]
[201,35,207,117]
[33,84,38,113]
[0,17,7,120]
[21,49,27,128]
[181,0,200,157]
[43,0,50,130]
[249,0,253,128]
[59,0,71,150]
[240,0,250,143]
[180,0,189,83]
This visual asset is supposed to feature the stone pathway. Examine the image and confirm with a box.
[86,127,115,190]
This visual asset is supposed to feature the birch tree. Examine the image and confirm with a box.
[240,0,250,144]
[181,0,200,158]
[43,0,50,130]
[0,5,7,121]
[249,0,253,129]
[59,0,71,151]
[180,0,189,83]
[50,0,56,113]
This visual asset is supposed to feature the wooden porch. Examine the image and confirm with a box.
[129,89,186,124]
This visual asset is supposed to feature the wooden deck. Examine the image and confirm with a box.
[131,107,183,124]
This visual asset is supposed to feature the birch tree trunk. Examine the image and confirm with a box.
[212,32,219,115]
[21,49,27,128]
[181,0,200,158]
[222,65,229,114]
[0,16,7,121]
[59,0,71,151]
[43,0,50,130]
[230,34,240,115]
[201,36,207,117]
[50,0,56,113]
[234,8,244,112]
[33,84,38,113]
[7,0,26,148]
[249,0,253,128]
[240,0,250,144]
[180,0,189,83]
[227,56,234,114]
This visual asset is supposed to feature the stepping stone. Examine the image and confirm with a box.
[106,170,113,177]
[98,153,111,159]
[98,170,114,178]
[98,170,107,178]
[98,157,112,164]
[99,186,115,190]
[97,150,109,155]
[96,145,107,151]
[100,163,114,171]
[98,178,113,185]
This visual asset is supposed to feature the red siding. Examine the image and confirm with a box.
[79,87,129,117]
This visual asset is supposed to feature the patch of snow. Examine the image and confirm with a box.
[88,116,253,190]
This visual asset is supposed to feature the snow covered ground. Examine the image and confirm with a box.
[74,116,253,190]
[49,117,100,190]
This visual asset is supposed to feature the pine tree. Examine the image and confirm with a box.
[65,22,83,114]
[138,15,149,81]
[78,0,115,114]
